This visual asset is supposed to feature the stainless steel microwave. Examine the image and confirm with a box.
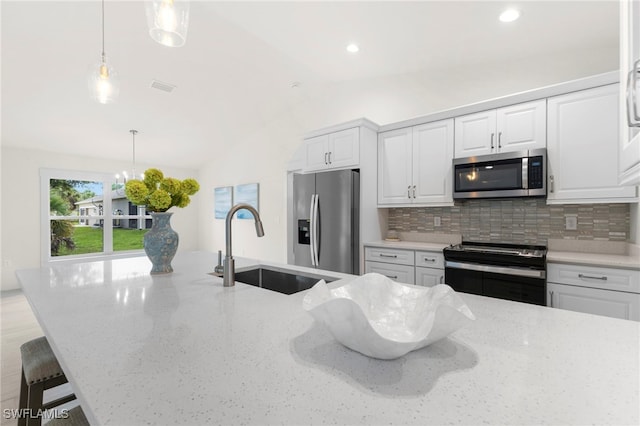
[453,149,546,200]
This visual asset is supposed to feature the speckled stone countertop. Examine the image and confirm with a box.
[364,240,450,252]
[547,250,640,270]
[17,252,639,425]
[547,240,640,270]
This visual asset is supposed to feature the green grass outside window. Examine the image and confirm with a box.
[56,227,148,256]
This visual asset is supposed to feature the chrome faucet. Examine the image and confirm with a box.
[223,203,265,287]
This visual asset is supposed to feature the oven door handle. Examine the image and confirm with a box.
[445,261,546,279]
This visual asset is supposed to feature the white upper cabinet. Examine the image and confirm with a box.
[304,135,330,171]
[303,127,359,172]
[619,0,640,185]
[412,120,454,204]
[547,84,638,203]
[378,119,454,206]
[496,100,547,152]
[454,100,546,158]
[377,128,413,204]
[454,110,496,157]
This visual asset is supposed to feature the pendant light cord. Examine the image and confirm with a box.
[101,0,106,62]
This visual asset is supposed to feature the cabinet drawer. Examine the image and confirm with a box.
[547,282,640,321]
[415,267,444,287]
[365,261,415,285]
[548,263,640,294]
[364,247,415,266]
[415,251,444,268]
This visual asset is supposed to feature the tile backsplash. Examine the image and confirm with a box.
[387,199,630,245]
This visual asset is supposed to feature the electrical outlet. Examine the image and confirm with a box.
[434,216,441,227]
[565,216,578,231]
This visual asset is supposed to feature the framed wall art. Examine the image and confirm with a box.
[234,183,259,219]
[214,186,233,219]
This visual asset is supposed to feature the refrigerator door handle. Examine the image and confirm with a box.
[312,194,320,267]
[309,194,317,267]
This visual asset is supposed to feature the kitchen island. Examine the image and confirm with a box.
[17,251,639,425]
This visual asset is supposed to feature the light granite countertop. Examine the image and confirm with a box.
[17,251,639,425]
[546,250,640,270]
[364,240,451,252]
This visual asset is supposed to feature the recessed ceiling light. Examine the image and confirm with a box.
[499,9,520,23]
[346,43,359,53]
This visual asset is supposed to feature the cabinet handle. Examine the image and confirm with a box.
[423,257,436,262]
[412,185,416,198]
[328,151,332,164]
[549,175,554,193]
[439,275,444,284]
[386,275,398,279]
[627,59,640,125]
[407,185,411,199]
[578,273,608,281]
[498,131,502,149]
[490,133,495,150]
[379,254,398,258]
[324,152,328,165]
[549,290,554,308]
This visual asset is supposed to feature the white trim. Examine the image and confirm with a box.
[378,71,619,132]
[40,168,146,266]
[303,118,379,139]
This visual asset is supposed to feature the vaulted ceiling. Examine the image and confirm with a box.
[1,1,619,169]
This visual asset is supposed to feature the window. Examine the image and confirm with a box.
[41,169,151,265]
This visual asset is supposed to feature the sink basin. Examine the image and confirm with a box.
[234,267,337,295]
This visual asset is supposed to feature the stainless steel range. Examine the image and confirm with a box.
[443,241,547,305]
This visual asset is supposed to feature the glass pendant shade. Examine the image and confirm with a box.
[145,0,190,47]
[89,58,120,104]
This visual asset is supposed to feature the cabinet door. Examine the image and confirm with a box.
[547,84,638,203]
[415,267,444,287]
[547,282,640,321]
[412,119,454,204]
[454,110,496,157]
[378,128,413,205]
[328,128,359,169]
[365,261,415,285]
[364,246,415,266]
[304,135,329,172]
[547,263,640,294]
[496,100,546,152]
[619,0,640,185]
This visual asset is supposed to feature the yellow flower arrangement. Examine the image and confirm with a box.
[125,168,200,212]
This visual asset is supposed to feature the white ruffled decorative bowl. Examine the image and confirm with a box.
[302,273,475,360]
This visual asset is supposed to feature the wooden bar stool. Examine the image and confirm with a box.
[18,337,76,426]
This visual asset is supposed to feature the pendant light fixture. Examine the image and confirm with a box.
[89,0,119,104]
[145,0,190,47]
[115,130,142,188]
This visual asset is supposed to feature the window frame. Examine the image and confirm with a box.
[40,168,149,266]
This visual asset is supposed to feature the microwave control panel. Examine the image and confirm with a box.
[528,156,544,189]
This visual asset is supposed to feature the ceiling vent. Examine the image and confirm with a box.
[150,79,176,93]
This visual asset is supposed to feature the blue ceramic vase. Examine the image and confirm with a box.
[144,212,179,274]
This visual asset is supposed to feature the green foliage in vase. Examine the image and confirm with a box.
[124,168,200,212]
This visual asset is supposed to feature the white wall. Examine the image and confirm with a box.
[0,147,200,291]
[198,48,622,264]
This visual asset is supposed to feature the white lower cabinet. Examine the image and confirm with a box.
[415,267,445,287]
[547,263,640,321]
[365,261,415,285]
[364,246,444,287]
[547,282,640,321]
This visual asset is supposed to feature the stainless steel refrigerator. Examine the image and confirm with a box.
[292,170,359,275]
